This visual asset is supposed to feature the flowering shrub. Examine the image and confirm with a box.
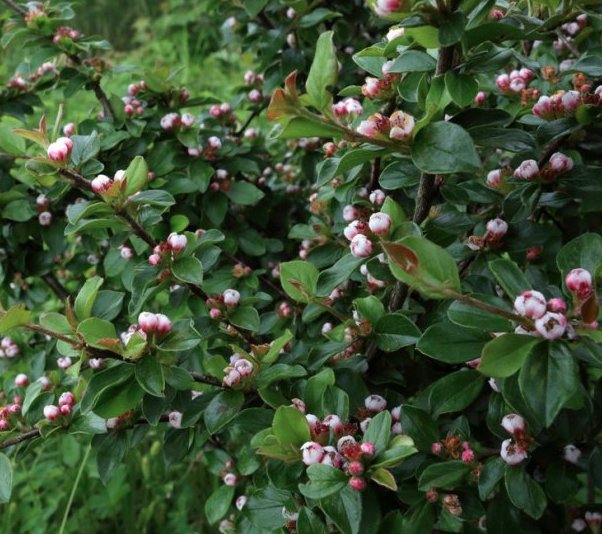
[0,0,601,531]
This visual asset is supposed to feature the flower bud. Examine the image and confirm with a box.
[389,111,415,140]
[369,212,392,236]
[501,413,526,435]
[248,89,262,103]
[461,449,475,464]
[549,152,574,174]
[547,298,567,313]
[63,123,76,137]
[160,113,181,130]
[60,404,71,415]
[486,218,508,239]
[337,435,356,452]
[57,357,72,369]
[167,232,187,252]
[208,136,222,150]
[148,254,161,266]
[359,418,371,433]
[155,314,173,335]
[291,398,305,413]
[360,441,375,457]
[349,477,366,491]
[373,0,407,18]
[350,234,373,258]
[223,369,241,387]
[181,113,195,128]
[209,308,222,320]
[486,169,502,188]
[534,311,567,340]
[58,391,75,407]
[474,91,486,105]
[223,289,241,307]
[43,404,60,421]
[500,438,528,465]
[514,290,547,319]
[305,414,320,434]
[323,414,344,434]
[369,189,386,206]
[348,461,364,476]
[563,444,581,464]
[565,268,593,300]
[300,441,324,466]
[514,159,539,180]
[561,90,580,112]
[235,495,247,511]
[138,311,159,333]
[14,374,29,387]
[364,394,387,412]
[91,174,113,194]
[234,358,254,377]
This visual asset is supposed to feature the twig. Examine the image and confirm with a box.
[42,273,69,300]
[368,157,381,192]
[1,0,26,16]
[0,428,40,449]
[115,209,157,248]
[235,108,261,136]
[190,372,222,387]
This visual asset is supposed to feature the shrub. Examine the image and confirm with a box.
[0,0,601,532]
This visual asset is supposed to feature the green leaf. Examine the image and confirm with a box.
[226,181,265,206]
[418,461,471,491]
[505,466,547,520]
[94,380,144,418]
[383,236,461,299]
[74,276,104,321]
[278,117,343,139]
[127,189,175,208]
[364,410,392,456]
[488,259,530,299]
[272,406,311,448]
[306,31,338,111]
[205,484,235,524]
[204,390,245,434]
[479,457,505,500]
[0,453,12,503]
[428,370,485,417]
[518,342,579,427]
[372,434,417,469]
[280,261,319,303]
[135,357,165,397]
[370,467,398,491]
[439,11,465,46]
[124,155,149,195]
[316,254,365,297]
[444,72,478,107]
[389,50,437,73]
[229,306,260,332]
[77,317,118,349]
[80,363,134,414]
[95,432,127,485]
[171,256,204,285]
[375,313,421,352]
[479,334,541,378]
[353,295,385,325]
[304,368,335,417]
[556,233,602,279]
[417,322,489,363]
[262,330,294,365]
[299,464,348,499]
[319,486,362,534]
[2,199,35,221]
[71,132,100,166]
[297,507,328,534]
[447,295,513,332]
[400,405,438,452]
[411,122,481,174]
[0,305,32,334]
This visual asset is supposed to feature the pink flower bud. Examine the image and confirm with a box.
[461,449,475,464]
[148,254,161,266]
[44,404,60,421]
[209,308,222,320]
[348,461,364,476]
[306,414,320,434]
[500,438,528,465]
[349,477,367,491]
[57,357,72,369]
[514,290,547,319]
[357,113,390,137]
[509,78,526,93]
[364,394,387,412]
[369,189,386,206]
[474,91,487,105]
[549,152,574,174]
[208,136,222,150]
[223,289,241,307]
[223,369,241,387]
[120,246,133,260]
[167,232,187,252]
[369,212,392,236]
[155,314,173,335]
[89,358,104,369]
[38,211,52,226]
[248,89,262,103]
[431,442,443,454]
[501,413,526,435]
[389,111,415,140]
[374,0,405,17]
[565,268,593,300]
[58,392,75,407]
[300,441,324,465]
[14,374,28,387]
[495,74,510,91]
[124,104,134,115]
[60,404,71,415]
[160,113,181,131]
[563,444,581,464]
[486,218,508,239]
[532,95,553,118]
[360,418,371,433]
[321,322,333,335]
[291,398,305,413]
[47,140,71,163]
[234,358,254,377]
[360,441,375,457]
[514,159,539,180]
[63,123,76,137]
[486,169,502,188]
[128,83,138,96]
[323,414,344,434]
[547,298,567,313]
[91,174,113,193]
[138,311,159,333]
[350,234,373,258]
[337,435,357,451]
[342,205,358,222]
[535,311,567,339]
[181,113,195,128]
[344,220,368,241]
[561,90,581,112]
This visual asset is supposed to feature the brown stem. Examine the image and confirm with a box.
[0,428,40,450]
[312,298,350,324]
[368,157,381,192]
[190,372,222,387]
[115,209,157,248]
[235,107,262,136]
[537,134,569,168]
[59,168,93,191]
[25,323,80,346]
[1,0,26,16]
[42,273,69,300]
[223,252,289,300]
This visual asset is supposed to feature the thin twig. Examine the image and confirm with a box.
[190,372,222,387]
[0,428,40,449]
[42,273,69,300]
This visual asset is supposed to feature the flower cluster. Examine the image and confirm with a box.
[222,353,254,388]
[137,312,173,336]
[0,337,20,359]
[43,391,76,422]
[148,233,188,266]
[500,414,532,465]
[47,136,73,164]
[356,111,415,141]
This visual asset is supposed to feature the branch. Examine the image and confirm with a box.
[1,0,26,16]
[0,428,40,449]
[42,272,69,300]
[115,209,157,248]
[190,372,223,387]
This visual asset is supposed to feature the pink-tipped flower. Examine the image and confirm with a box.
[138,311,159,333]
[474,91,486,105]
[344,220,368,241]
[155,314,173,335]
[561,90,581,112]
[223,289,241,308]
[365,394,387,412]
[300,441,324,466]
[350,234,373,258]
[43,405,60,421]
[360,441,375,457]
[356,113,390,138]
[234,358,254,377]
[369,189,386,206]
[58,391,75,407]
[223,369,241,387]
[223,473,237,486]
[63,123,76,137]
[509,77,526,93]
[323,414,344,434]
[501,413,526,435]
[374,0,406,17]
[532,95,553,118]
[148,254,161,266]
[38,212,52,226]
[91,174,113,194]
[209,308,222,320]
[549,152,574,174]
[565,268,593,300]
[368,212,392,236]
[514,159,539,180]
[486,169,503,188]
[60,404,71,415]
[547,298,567,313]
[500,438,528,465]
[486,218,508,239]
[305,414,320,434]
[349,477,367,491]
[431,442,443,454]
[14,374,28,387]
[389,110,415,140]
[167,232,187,252]
[495,74,510,92]
[47,140,71,163]
[535,311,567,340]
[348,461,364,476]
[160,113,181,131]
[514,290,547,319]
[461,448,475,464]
